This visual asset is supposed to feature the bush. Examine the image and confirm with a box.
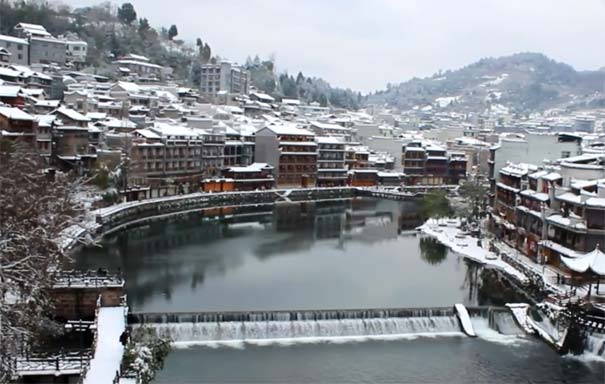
[122,327,172,384]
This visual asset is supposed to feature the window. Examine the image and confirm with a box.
[17,54,22,60]
[6,42,11,48]
[561,151,571,158]
[17,44,23,51]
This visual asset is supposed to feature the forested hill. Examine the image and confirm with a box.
[0,1,204,80]
[367,52,605,113]
[0,1,362,109]
[245,56,363,110]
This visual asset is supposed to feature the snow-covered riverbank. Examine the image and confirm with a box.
[417,218,528,283]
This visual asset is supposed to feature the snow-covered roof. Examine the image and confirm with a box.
[378,172,403,178]
[134,128,161,140]
[316,136,344,144]
[15,23,51,37]
[114,81,141,93]
[500,163,538,178]
[519,189,549,202]
[102,118,136,129]
[0,34,28,45]
[542,172,561,181]
[561,247,605,276]
[113,59,162,69]
[55,106,90,122]
[35,114,58,127]
[152,122,204,138]
[262,123,314,136]
[251,92,275,102]
[35,99,60,108]
[528,170,548,179]
[546,214,586,231]
[0,85,22,98]
[225,162,273,173]
[86,112,108,120]
[0,106,34,121]
[496,182,520,193]
[282,98,301,105]
[280,141,317,146]
[311,121,350,131]
[586,197,605,208]
[556,192,583,205]
[0,67,22,79]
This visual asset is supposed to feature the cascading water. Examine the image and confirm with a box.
[130,306,532,345]
[487,308,525,335]
[130,308,463,343]
[584,334,605,358]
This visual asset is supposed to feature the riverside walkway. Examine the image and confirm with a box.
[83,306,126,384]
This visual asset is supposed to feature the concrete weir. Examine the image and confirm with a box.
[126,306,523,344]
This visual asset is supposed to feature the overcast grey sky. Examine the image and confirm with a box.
[61,0,605,92]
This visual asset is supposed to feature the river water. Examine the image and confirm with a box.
[73,198,605,383]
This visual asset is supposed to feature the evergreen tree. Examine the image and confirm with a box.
[118,3,137,25]
[168,24,178,40]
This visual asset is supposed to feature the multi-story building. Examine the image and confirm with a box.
[0,105,37,145]
[62,37,88,64]
[112,54,165,80]
[221,162,275,191]
[316,136,347,187]
[223,127,254,167]
[490,155,605,270]
[310,121,353,142]
[199,61,249,98]
[254,124,317,187]
[201,129,225,177]
[345,145,370,169]
[131,124,204,185]
[0,35,29,65]
[492,162,539,246]
[13,23,66,65]
[401,141,467,185]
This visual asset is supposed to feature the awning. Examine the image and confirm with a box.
[561,247,605,276]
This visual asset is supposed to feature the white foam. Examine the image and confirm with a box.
[471,318,530,346]
[171,332,466,349]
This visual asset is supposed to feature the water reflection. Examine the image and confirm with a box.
[72,198,525,312]
[418,237,448,265]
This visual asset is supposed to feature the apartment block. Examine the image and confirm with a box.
[199,61,249,98]
[254,124,317,187]
[316,136,347,187]
[401,141,468,185]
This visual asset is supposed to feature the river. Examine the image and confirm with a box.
[73,198,605,383]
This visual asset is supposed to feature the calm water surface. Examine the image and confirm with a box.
[73,198,605,383]
[75,198,489,312]
[155,338,605,384]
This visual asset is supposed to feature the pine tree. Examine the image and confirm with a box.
[117,3,137,25]
[168,24,178,40]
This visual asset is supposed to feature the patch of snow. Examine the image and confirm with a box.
[454,304,476,337]
[418,218,527,283]
[435,96,460,108]
[83,307,126,384]
[506,303,534,334]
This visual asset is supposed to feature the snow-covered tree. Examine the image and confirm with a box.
[123,327,171,383]
[0,141,83,381]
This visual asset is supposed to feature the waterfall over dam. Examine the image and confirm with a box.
[128,306,525,344]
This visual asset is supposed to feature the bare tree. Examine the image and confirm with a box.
[0,140,82,381]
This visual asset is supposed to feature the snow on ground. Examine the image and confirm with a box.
[418,218,527,283]
[435,96,460,108]
[83,307,126,384]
